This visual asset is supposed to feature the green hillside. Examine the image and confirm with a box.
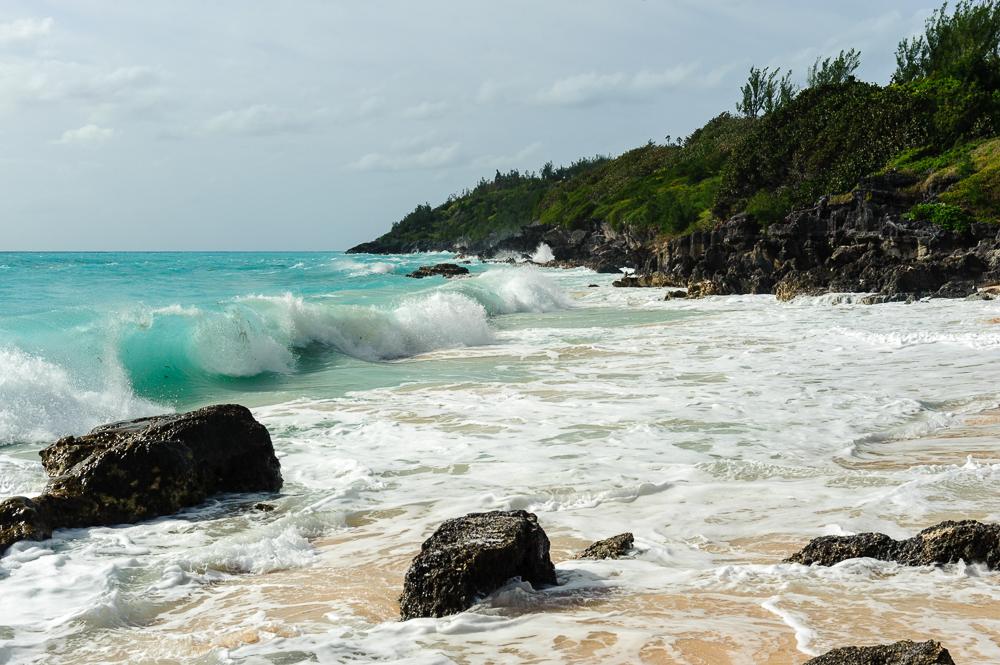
[352,1,1000,253]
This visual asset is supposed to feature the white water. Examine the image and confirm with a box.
[2,268,1000,663]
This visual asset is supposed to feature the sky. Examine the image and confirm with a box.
[0,1,936,251]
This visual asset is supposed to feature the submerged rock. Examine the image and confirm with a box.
[399,510,557,620]
[786,520,1000,568]
[0,404,282,555]
[575,532,634,559]
[803,639,954,664]
[406,263,470,279]
[612,273,675,288]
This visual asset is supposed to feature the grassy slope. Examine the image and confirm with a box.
[358,77,1000,252]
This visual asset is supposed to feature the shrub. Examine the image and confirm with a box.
[715,81,927,218]
[808,49,862,87]
[893,1,1000,90]
[904,202,974,230]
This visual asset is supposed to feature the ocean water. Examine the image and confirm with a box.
[1,252,1000,663]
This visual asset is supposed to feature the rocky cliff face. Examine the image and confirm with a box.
[657,175,1000,299]
[477,221,656,273]
[351,175,1000,294]
[351,220,656,274]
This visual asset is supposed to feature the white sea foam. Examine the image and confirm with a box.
[530,242,555,264]
[5,268,1000,663]
[0,347,162,445]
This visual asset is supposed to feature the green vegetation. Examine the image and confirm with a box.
[904,202,974,230]
[736,67,796,119]
[808,48,861,87]
[893,0,1000,88]
[361,1,1000,251]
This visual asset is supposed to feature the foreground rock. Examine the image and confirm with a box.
[0,404,282,555]
[406,263,470,279]
[576,532,634,559]
[786,520,1000,568]
[399,510,557,619]
[803,640,954,664]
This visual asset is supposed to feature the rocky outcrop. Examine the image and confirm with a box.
[659,176,1000,300]
[480,221,655,273]
[352,220,655,274]
[612,273,679,288]
[576,532,634,559]
[786,520,1000,568]
[406,263,470,279]
[0,405,282,555]
[803,640,954,664]
[399,510,557,620]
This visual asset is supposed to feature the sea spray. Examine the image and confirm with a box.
[0,346,162,445]
[530,243,555,264]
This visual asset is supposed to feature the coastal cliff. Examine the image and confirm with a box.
[656,175,1000,299]
[350,7,1000,297]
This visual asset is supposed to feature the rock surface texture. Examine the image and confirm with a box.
[406,263,470,279]
[786,520,1000,568]
[658,176,1000,300]
[0,404,282,555]
[575,532,634,559]
[399,510,557,620]
[803,640,955,664]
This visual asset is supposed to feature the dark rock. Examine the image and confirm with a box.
[254,502,276,512]
[686,279,724,298]
[576,532,634,559]
[406,263,470,279]
[935,280,975,299]
[613,273,675,288]
[653,181,1000,299]
[860,293,916,305]
[664,289,687,300]
[587,283,599,288]
[0,404,282,555]
[0,497,53,553]
[803,639,954,664]
[399,510,557,620]
[786,520,1000,568]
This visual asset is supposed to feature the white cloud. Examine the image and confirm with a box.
[54,124,114,145]
[203,104,324,136]
[349,142,460,171]
[401,100,449,119]
[534,65,697,106]
[0,17,53,45]
[0,61,162,108]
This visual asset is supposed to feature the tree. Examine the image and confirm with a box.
[737,66,797,118]
[893,0,1000,89]
[807,48,862,87]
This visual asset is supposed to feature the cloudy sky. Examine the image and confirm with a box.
[1,1,933,250]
